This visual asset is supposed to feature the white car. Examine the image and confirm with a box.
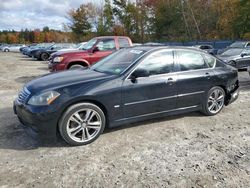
[56,42,87,52]
[2,44,26,52]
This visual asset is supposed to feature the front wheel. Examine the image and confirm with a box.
[41,53,49,61]
[202,86,225,116]
[59,103,106,146]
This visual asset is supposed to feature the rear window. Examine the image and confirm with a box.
[203,54,216,68]
[118,38,130,48]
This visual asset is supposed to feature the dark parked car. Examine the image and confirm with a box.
[28,43,55,58]
[217,41,250,54]
[14,46,239,146]
[217,48,250,69]
[33,43,76,61]
[193,45,216,55]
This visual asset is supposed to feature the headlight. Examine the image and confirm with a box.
[28,91,60,106]
[53,56,64,63]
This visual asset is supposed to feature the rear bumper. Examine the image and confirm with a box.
[225,88,239,105]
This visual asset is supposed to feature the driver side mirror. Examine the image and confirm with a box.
[129,69,150,83]
[241,53,247,57]
[92,46,99,53]
[51,47,54,50]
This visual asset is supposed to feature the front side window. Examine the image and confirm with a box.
[81,39,97,50]
[177,50,208,71]
[135,50,174,76]
[96,39,116,51]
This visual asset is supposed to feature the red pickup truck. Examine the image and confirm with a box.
[48,36,133,72]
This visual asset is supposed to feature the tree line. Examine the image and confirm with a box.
[1,0,250,44]
[0,27,72,44]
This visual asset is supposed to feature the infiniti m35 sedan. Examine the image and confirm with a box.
[14,46,239,146]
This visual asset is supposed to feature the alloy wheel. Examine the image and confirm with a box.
[207,89,225,114]
[66,108,102,143]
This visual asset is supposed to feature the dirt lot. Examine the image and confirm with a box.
[0,52,249,188]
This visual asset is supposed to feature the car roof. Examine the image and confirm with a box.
[128,45,205,53]
[95,36,130,39]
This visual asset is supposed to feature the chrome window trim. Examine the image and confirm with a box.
[124,48,216,81]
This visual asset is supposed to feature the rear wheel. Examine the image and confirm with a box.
[202,86,225,116]
[4,49,9,52]
[59,103,106,146]
[41,53,49,61]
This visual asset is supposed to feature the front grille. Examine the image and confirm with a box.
[17,87,31,104]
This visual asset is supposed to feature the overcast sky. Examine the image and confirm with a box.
[0,0,102,31]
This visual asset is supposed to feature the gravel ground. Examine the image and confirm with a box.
[0,52,250,188]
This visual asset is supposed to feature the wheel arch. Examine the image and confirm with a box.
[67,60,90,69]
[56,98,109,135]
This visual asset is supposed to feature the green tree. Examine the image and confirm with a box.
[67,4,92,40]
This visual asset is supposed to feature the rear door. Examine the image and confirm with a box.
[175,50,215,108]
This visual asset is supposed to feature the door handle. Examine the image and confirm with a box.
[165,77,176,84]
[205,72,211,79]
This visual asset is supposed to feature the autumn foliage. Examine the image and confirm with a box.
[1,0,250,44]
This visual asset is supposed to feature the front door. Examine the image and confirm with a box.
[88,38,116,64]
[122,50,177,118]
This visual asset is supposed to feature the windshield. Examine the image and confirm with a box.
[221,48,243,56]
[81,39,97,50]
[229,42,246,48]
[91,48,146,75]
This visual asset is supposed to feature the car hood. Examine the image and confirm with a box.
[52,50,86,57]
[26,69,115,93]
[216,55,240,62]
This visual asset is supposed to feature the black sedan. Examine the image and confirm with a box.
[14,46,239,146]
[217,48,250,69]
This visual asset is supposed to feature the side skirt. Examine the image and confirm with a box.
[109,105,201,128]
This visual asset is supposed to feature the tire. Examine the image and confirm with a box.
[69,64,85,70]
[58,103,106,146]
[41,53,49,61]
[202,86,225,116]
[4,49,9,52]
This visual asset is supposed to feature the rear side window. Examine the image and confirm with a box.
[203,54,216,68]
[177,50,208,71]
[118,38,130,48]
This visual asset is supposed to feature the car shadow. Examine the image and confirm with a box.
[19,58,37,61]
[0,106,202,150]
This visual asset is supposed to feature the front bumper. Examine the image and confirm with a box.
[13,100,59,139]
